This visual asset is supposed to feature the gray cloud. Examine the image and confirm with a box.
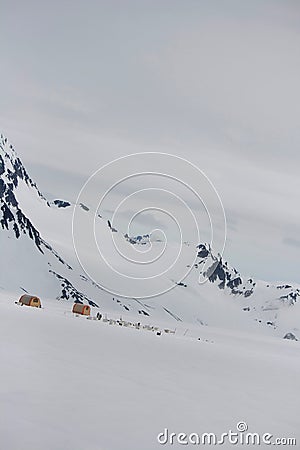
[283,237,300,248]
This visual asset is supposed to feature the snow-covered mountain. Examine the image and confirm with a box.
[0,134,101,305]
[1,134,299,338]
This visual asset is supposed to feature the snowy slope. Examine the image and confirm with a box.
[1,133,300,339]
[1,293,299,450]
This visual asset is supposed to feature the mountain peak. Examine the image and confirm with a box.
[0,134,47,202]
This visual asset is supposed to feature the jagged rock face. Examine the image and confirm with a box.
[124,233,150,245]
[193,243,255,298]
[283,333,298,341]
[53,199,71,208]
[193,243,300,306]
[0,135,47,252]
[49,270,98,306]
[0,136,46,199]
[278,289,300,305]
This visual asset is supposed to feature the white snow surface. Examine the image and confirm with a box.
[1,293,299,450]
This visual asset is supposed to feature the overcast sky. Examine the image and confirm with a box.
[1,0,300,283]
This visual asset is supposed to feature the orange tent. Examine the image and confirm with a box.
[19,294,41,308]
[72,303,91,316]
